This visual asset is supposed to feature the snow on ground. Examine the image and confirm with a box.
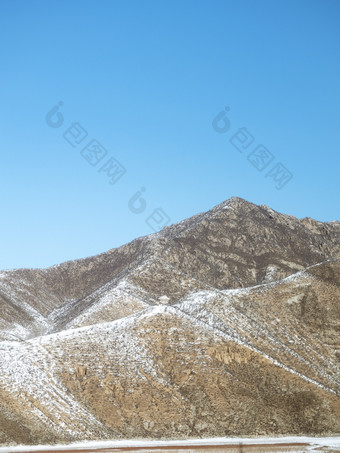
[32,305,178,383]
[0,341,109,438]
[0,276,50,339]
[62,279,151,330]
[0,436,339,452]
[18,290,338,397]
[175,290,340,395]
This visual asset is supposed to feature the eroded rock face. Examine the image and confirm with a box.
[0,197,339,445]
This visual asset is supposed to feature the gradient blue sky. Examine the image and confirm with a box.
[1,0,339,270]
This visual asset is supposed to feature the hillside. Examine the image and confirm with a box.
[0,197,339,445]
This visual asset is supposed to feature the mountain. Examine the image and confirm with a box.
[0,197,339,445]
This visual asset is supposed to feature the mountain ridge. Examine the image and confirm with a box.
[0,197,339,445]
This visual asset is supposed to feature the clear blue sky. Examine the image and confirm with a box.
[1,0,339,270]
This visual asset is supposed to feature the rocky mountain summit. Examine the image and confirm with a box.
[0,197,339,445]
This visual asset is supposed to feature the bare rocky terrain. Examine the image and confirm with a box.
[0,197,339,446]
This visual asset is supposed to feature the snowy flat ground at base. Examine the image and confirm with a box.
[0,436,340,452]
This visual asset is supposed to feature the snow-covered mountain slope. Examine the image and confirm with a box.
[0,197,339,446]
[1,295,340,444]
[176,261,340,394]
[0,339,113,445]
[1,197,340,340]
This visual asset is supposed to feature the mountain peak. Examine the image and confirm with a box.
[208,196,255,215]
